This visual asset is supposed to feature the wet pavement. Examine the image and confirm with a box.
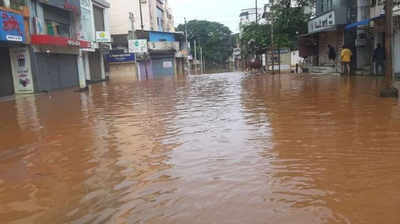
[1,72,400,224]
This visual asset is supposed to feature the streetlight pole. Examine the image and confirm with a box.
[381,0,398,97]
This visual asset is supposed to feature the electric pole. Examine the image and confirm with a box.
[194,40,197,74]
[129,12,135,39]
[381,0,398,97]
[200,47,204,74]
[256,0,258,24]
[184,18,190,74]
[270,1,275,75]
[138,0,144,30]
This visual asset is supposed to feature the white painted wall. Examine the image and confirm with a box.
[291,50,301,66]
[109,0,152,34]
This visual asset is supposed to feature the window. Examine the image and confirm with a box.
[81,7,94,41]
[10,0,25,10]
[156,7,164,32]
[80,0,94,41]
[43,5,71,38]
[0,0,26,10]
[46,20,70,37]
[93,6,105,31]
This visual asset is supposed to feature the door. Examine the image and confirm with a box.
[0,47,15,97]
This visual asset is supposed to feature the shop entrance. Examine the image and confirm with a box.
[0,47,15,97]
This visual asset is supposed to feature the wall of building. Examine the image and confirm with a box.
[109,0,152,34]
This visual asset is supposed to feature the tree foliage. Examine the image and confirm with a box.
[240,0,313,58]
[270,0,312,48]
[176,20,233,67]
[240,23,272,57]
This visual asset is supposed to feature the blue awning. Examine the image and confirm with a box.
[345,18,371,30]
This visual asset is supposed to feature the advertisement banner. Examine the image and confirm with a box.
[9,47,34,93]
[0,10,26,42]
[96,31,111,43]
[128,39,148,53]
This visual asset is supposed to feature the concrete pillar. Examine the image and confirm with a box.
[84,52,91,80]
[100,53,106,80]
[77,51,87,89]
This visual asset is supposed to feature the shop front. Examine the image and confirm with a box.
[305,10,346,67]
[30,35,90,91]
[28,0,91,91]
[0,8,30,97]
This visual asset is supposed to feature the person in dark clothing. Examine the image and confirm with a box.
[373,44,385,75]
[328,44,337,63]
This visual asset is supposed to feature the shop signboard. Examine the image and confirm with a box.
[38,0,80,14]
[128,39,148,53]
[0,10,26,42]
[106,53,136,63]
[9,47,34,93]
[31,35,91,48]
[308,11,335,33]
[96,31,111,43]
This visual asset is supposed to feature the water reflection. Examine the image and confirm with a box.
[0,73,400,224]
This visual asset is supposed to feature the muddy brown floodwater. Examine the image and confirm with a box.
[1,72,400,224]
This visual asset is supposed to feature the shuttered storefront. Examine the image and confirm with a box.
[88,52,102,82]
[34,54,79,91]
[0,47,14,97]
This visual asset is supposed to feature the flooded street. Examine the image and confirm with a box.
[1,72,400,224]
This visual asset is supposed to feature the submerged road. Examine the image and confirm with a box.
[1,72,400,224]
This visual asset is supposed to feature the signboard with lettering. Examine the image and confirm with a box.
[0,10,25,42]
[9,47,34,93]
[31,35,91,48]
[308,11,335,33]
[106,53,136,63]
[128,39,148,53]
[96,31,111,43]
[38,0,81,14]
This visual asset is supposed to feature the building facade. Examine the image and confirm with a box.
[0,0,30,97]
[109,0,174,35]
[108,0,183,79]
[0,0,110,98]
[300,0,355,68]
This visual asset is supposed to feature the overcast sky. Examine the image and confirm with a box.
[168,0,260,34]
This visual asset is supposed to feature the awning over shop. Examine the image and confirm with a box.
[345,19,371,30]
[345,15,384,30]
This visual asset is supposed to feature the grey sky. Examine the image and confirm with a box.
[169,0,261,34]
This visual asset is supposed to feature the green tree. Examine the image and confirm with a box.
[240,23,272,58]
[270,0,313,48]
[177,20,233,68]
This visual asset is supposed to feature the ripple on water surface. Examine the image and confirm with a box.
[0,73,400,224]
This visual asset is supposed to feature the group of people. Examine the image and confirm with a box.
[327,44,386,75]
